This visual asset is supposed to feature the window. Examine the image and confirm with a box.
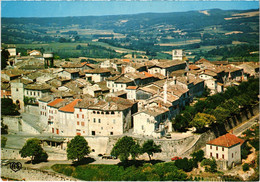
[81,122,85,126]
[93,118,96,123]
[110,132,113,135]
[210,145,212,149]
[82,115,84,119]
[216,153,218,159]
[222,147,224,151]
[16,88,18,92]
[38,92,40,96]
[77,114,79,118]
[113,119,116,124]
[142,125,144,130]
[98,119,101,123]
[106,111,109,115]
[216,146,218,151]
[232,153,233,158]
[210,152,212,157]
[101,127,103,130]
[93,111,96,114]
[80,108,82,112]
[92,131,95,136]
[97,111,100,114]
[222,154,224,159]
[111,111,115,115]
[77,121,79,125]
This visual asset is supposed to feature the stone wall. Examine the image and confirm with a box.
[2,116,22,133]
[2,116,40,134]
[105,135,195,160]
[1,148,67,160]
[1,165,77,181]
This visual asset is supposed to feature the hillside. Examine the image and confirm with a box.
[2,8,259,60]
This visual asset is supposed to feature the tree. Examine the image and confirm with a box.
[130,143,142,160]
[142,139,162,161]
[191,150,204,163]
[1,136,7,148]
[111,136,139,162]
[243,163,249,171]
[1,120,8,134]
[67,135,91,162]
[1,98,19,116]
[1,49,9,69]
[174,157,194,172]
[190,113,216,131]
[76,45,82,50]
[213,106,230,124]
[19,138,48,163]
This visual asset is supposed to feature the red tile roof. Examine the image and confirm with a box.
[122,59,131,63]
[47,99,64,107]
[126,86,138,90]
[140,71,153,78]
[59,99,82,113]
[207,133,245,147]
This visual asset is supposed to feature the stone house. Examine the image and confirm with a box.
[106,75,135,93]
[206,133,245,170]
[24,83,52,102]
[83,82,109,97]
[58,99,82,136]
[84,68,111,82]
[133,106,169,138]
[87,97,137,136]
[148,60,186,76]
[58,69,80,80]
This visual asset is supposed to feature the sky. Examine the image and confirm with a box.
[1,1,259,18]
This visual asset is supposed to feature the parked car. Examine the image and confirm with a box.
[102,155,117,159]
[171,156,182,161]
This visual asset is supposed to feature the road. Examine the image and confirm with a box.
[232,114,259,136]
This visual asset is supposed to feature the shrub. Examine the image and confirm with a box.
[201,158,217,173]
[1,136,7,148]
[243,163,250,171]
[174,157,194,172]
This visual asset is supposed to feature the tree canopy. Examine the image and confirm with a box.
[67,135,91,162]
[111,136,141,162]
[142,139,162,161]
[190,113,216,131]
[1,98,20,116]
[19,138,48,163]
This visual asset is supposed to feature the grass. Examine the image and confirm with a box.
[51,161,188,181]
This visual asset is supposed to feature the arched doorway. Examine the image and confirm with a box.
[16,100,20,110]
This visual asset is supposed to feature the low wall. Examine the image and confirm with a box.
[1,165,77,181]
[105,135,195,160]
[1,148,67,161]
[24,105,39,115]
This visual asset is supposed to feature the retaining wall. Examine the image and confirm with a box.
[1,148,67,160]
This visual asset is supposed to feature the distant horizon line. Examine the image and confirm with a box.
[2,8,259,18]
